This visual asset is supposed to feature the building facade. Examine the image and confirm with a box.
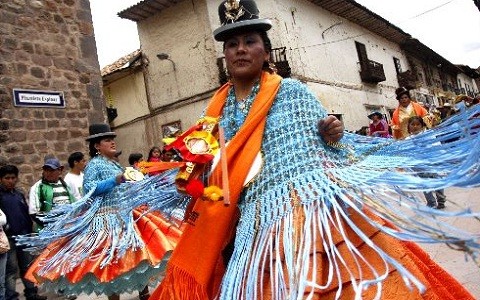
[0,0,105,191]
[103,0,479,157]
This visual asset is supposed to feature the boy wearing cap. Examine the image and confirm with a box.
[28,157,76,232]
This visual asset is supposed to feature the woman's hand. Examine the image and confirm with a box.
[318,115,344,143]
[116,173,126,184]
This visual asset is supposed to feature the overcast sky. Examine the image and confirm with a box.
[90,0,480,69]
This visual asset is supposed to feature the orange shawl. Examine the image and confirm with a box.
[152,71,282,300]
[391,102,427,139]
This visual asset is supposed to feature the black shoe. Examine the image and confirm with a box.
[26,295,48,300]
[436,204,446,209]
[139,293,150,300]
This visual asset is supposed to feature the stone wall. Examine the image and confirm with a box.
[0,0,105,192]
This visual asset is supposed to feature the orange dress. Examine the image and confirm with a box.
[19,156,184,296]
[26,209,182,295]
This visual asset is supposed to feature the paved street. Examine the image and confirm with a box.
[15,187,480,299]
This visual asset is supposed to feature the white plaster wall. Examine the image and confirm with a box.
[104,72,149,126]
[264,0,408,130]
[119,0,476,135]
[137,0,219,110]
[152,98,211,142]
[114,120,149,166]
[140,0,413,130]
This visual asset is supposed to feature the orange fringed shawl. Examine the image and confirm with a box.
[152,71,282,299]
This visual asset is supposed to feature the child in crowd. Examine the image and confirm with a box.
[147,146,162,163]
[408,116,447,209]
[128,153,144,168]
[146,146,163,176]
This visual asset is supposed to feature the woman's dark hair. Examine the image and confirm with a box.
[88,138,103,158]
[68,152,84,168]
[407,116,426,128]
[259,31,274,72]
[128,153,143,166]
[0,165,19,178]
[147,146,162,161]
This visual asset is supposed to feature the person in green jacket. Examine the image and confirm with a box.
[28,157,76,232]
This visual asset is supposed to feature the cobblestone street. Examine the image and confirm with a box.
[15,187,480,299]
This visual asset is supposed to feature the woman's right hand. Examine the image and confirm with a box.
[116,173,125,184]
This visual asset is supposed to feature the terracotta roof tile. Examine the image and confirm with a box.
[101,49,142,76]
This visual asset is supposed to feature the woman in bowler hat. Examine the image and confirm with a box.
[19,123,183,300]
[151,1,480,300]
[391,87,428,139]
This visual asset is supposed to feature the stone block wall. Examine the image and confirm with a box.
[0,0,105,192]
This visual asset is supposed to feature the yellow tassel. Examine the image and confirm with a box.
[203,185,223,201]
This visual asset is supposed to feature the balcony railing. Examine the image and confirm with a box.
[397,70,418,90]
[359,59,386,84]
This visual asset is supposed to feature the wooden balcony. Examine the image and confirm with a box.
[360,59,386,84]
[397,70,418,90]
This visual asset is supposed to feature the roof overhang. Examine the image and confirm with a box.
[118,0,179,22]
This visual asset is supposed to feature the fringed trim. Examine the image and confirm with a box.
[35,259,166,296]
[221,183,478,299]
[151,265,209,300]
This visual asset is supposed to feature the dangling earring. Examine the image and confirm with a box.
[268,61,277,74]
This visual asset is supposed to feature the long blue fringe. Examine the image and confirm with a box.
[219,104,480,299]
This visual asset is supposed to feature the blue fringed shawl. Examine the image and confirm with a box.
[217,78,480,299]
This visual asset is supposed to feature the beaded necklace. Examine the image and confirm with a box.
[221,81,260,141]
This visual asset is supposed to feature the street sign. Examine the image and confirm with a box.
[12,88,65,108]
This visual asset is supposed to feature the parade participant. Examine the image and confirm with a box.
[18,124,183,299]
[152,1,479,299]
[391,87,428,139]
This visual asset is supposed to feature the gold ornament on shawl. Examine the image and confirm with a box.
[123,167,145,181]
[184,131,219,156]
[224,0,244,23]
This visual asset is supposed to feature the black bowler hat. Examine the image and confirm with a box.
[86,123,116,141]
[395,87,410,100]
[367,111,383,120]
[213,0,272,41]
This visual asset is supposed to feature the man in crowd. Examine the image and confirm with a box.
[28,157,76,232]
[63,152,86,202]
[0,165,47,300]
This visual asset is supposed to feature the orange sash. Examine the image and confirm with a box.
[391,102,427,139]
[152,71,282,300]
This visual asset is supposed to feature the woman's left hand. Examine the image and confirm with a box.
[318,115,344,143]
